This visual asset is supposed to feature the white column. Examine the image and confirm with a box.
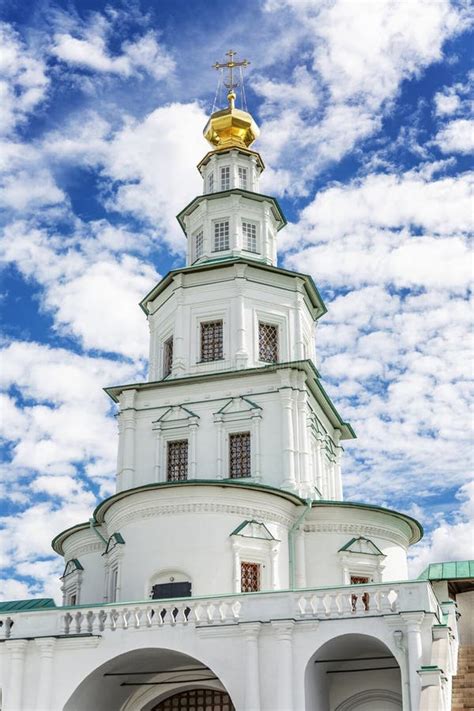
[235,268,247,368]
[270,621,294,711]
[119,389,136,490]
[298,391,312,494]
[270,543,280,589]
[294,287,305,360]
[215,418,224,478]
[5,639,27,711]
[333,429,343,499]
[35,638,56,711]
[242,623,261,711]
[153,426,163,482]
[252,413,262,481]
[232,541,241,593]
[189,419,198,478]
[295,529,307,589]
[402,612,425,711]
[173,280,186,374]
[116,417,124,491]
[280,389,296,489]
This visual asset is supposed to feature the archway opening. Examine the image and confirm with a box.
[64,647,234,711]
[305,634,402,711]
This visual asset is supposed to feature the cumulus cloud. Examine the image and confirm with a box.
[52,29,175,80]
[0,23,49,135]
[1,220,158,359]
[435,118,474,155]
[258,0,468,195]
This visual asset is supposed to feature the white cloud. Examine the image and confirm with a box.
[52,29,175,80]
[257,0,468,195]
[408,482,474,576]
[435,118,474,154]
[0,340,140,488]
[1,220,158,359]
[0,23,49,136]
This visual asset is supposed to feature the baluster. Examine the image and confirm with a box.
[340,592,353,616]
[206,603,215,623]
[2,617,13,639]
[218,602,226,622]
[170,607,179,626]
[74,611,82,634]
[85,610,93,633]
[335,592,343,616]
[61,613,71,635]
[354,593,366,614]
[133,607,143,629]
[297,595,307,616]
[103,609,114,631]
[91,611,102,634]
[312,594,324,616]
[145,607,153,627]
[159,608,167,626]
[231,600,241,621]
[193,604,202,625]
[183,605,191,625]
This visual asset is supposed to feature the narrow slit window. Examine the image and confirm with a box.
[242,222,257,252]
[213,221,229,252]
[241,561,260,592]
[238,166,248,189]
[194,230,203,260]
[200,320,223,361]
[167,440,188,481]
[220,166,230,191]
[258,322,279,363]
[229,432,251,478]
[163,336,173,378]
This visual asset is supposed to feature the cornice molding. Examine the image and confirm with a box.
[303,522,409,548]
[105,501,294,530]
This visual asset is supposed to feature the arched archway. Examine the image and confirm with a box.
[64,648,235,711]
[152,688,233,710]
[305,634,402,711]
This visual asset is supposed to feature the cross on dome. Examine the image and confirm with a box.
[213,49,250,110]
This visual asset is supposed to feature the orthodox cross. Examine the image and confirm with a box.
[213,50,250,108]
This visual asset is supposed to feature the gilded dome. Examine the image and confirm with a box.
[203,99,259,150]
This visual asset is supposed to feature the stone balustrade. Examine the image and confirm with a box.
[0,580,442,641]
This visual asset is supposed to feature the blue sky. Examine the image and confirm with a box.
[0,0,472,601]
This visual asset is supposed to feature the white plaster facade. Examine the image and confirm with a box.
[0,98,469,711]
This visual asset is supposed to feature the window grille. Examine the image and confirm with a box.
[220,166,230,191]
[350,575,370,611]
[163,336,173,378]
[229,432,251,478]
[240,561,260,592]
[242,221,257,252]
[167,440,188,481]
[200,320,223,361]
[208,173,214,193]
[195,230,203,260]
[258,322,279,362]
[213,220,229,251]
[238,166,248,189]
[155,689,234,711]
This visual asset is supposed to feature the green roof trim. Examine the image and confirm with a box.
[61,558,84,578]
[313,500,423,545]
[138,257,327,321]
[104,359,355,441]
[0,598,57,613]
[418,560,474,582]
[104,532,126,554]
[176,188,287,234]
[230,519,276,540]
[338,536,384,555]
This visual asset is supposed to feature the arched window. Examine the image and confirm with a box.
[153,689,234,711]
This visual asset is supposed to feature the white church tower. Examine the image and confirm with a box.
[0,52,471,711]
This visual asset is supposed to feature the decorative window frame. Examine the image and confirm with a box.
[213,397,262,480]
[60,558,84,606]
[193,229,204,263]
[230,520,280,593]
[242,219,259,253]
[158,326,174,380]
[220,165,230,191]
[212,218,230,252]
[190,304,230,368]
[152,405,200,481]
[103,540,125,604]
[338,536,386,585]
[146,568,192,600]
[253,309,288,363]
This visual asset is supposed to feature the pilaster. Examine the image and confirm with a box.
[241,623,261,711]
[35,637,56,711]
[5,639,28,711]
[270,621,294,711]
[401,611,425,711]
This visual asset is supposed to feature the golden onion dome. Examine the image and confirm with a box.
[203,91,259,149]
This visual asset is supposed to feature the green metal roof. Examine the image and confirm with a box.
[0,598,57,613]
[418,560,474,581]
